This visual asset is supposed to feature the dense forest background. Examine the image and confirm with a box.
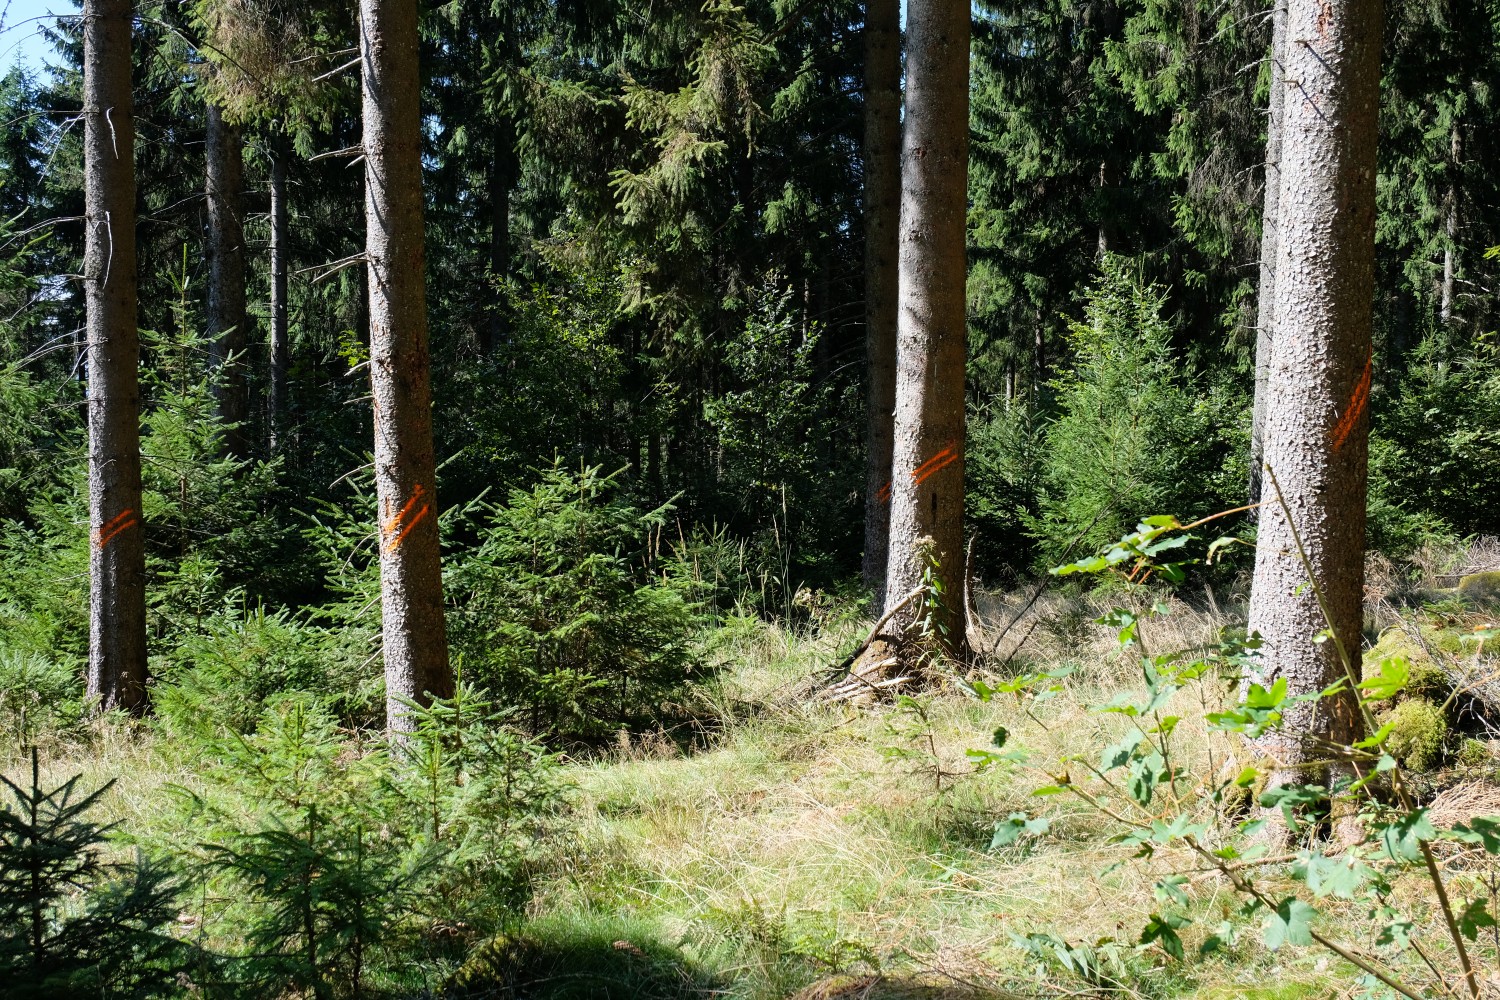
[2,0,1495,638]
[3,0,1500,997]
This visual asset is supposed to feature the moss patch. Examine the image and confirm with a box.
[1382,698,1448,771]
[1458,571,1500,607]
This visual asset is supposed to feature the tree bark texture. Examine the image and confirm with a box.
[206,102,249,458]
[1441,122,1460,326]
[84,0,147,714]
[361,0,454,731]
[1249,0,1286,510]
[269,138,289,452]
[483,119,513,356]
[862,0,900,601]
[884,0,969,658]
[1248,0,1383,777]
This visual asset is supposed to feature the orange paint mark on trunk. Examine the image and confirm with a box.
[876,481,891,503]
[911,441,959,485]
[95,508,139,549]
[1330,349,1373,452]
[382,483,425,536]
[382,483,432,553]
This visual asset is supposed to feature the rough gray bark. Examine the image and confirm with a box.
[268,137,289,452]
[483,121,513,355]
[84,0,147,714]
[883,0,969,658]
[1249,0,1286,510]
[205,102,249,458]
[1248,0,1383,781]
[361,0,454,731]
[1441,123,1460,326]
[862,0,900,600]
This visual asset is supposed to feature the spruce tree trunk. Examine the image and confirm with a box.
[268,138,289,452]
[862,0,900,601]
[883,0,969,658]
[483,121,512,356]
[1249,0,1286,510]
[360,0,454,731]
[1441,123,1460,326]
[84,0,146,714]
[1248,0,1382,784]
[206,102,249,458]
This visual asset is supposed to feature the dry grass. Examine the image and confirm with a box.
[9,589,1486,998]
[522,600,1341,999]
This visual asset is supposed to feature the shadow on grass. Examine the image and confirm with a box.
[444,916,1007,1000]
[787,974,1010,999]
[445,917,721,999]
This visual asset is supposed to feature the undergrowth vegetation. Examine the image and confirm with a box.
[6,523,1499,997]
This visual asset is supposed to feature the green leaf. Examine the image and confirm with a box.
[1100,731,1143,772]
[1379,809,1437,862]
[1154,874,1190,907]
[1353,722,1395,749]
[989,812,1051,850]
[1262,898,1316,950]
[1447,816,1500,853]
[992,726,1009,749]
[1140,912,1186,959]
[1359,657,1410,702]
[1376,916,1414,949]
[1294,851,1369,899]
[1459,899,1496,941]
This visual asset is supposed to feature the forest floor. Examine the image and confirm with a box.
[495,589,1349,1000]
[18,576,1500,998]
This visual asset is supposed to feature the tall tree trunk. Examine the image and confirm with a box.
[205,102,249,458]
[883,0,969,658]
[482,120,512,355]
[268,136,289,453]
[862,0,900,600]
[1441,122,1460,326]
[1248,0,1382,789]
[1249,0,1287,510]
[84,0,146,714]
[361,0,454,732]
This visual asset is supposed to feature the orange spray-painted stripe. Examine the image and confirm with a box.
[876,481,891,504]
[95,509,138,549]
[383,503,431,553]
[912,449,959,485]
[1330,349,1373,452]
[382,483,426,536]
[909,445,955,482]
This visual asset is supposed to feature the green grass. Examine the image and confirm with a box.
[3,603,1385,998]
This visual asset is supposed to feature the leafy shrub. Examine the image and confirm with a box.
[448,462,704,738]
[1025,257,1244,566]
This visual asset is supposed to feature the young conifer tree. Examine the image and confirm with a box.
[1248,0,1383,792]
[84,0,147,714]
[360,0,454,731]
[883,0,970,658]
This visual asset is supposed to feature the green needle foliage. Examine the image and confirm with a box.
[0,749,186,998]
